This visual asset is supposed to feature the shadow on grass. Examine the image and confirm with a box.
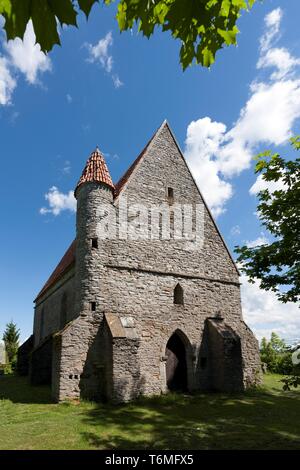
[0,375,52,404]
[81,388,300,450]
[1,375,300,450]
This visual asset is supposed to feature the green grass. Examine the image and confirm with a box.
[0,374,300,450]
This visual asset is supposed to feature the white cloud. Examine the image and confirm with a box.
[185,117,232,217]
[5,21,51,84]
[185,7,300,216]
[230,225,241,236]
[66,93,72,103]
[249,173,286,195]
[62,160,71,175]
[0,56,16,105]
[257,47,300,81]
[86,32,123,88]
[260,7,282,52]
[40,186,76,216]
[112,74,123,89]
[245,233,269,247]
[0,21,51,106]
[241,272,300,343]
[87,32,113,72]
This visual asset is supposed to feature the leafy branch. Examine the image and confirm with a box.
[0,0,256,68]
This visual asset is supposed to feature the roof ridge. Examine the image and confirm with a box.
[114,121,166,198]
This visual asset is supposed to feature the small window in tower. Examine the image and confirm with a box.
[174,283,184,305]
[167,187,174,204]
[91,238,98,249]
[91,302,96,312]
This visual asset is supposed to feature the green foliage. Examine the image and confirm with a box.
[282,373,300,391]
[260,333,294,375]
[2,321,20,367]
[0,0,256,68]
[281,344,300,391]
[110,0,255,69]
[1,374,300,450]
[235,136,300,304]
[3,362,13,375]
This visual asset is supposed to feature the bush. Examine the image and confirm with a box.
[3,363,13,375]
[260,332,294,375]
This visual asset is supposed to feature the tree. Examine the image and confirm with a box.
[260,336,278,372]
[0,0,256,69]
[260,333,293,375]
[235,136,300,304]
[2,321,20,367]
[270,332,287,354]
[236,138,300,389]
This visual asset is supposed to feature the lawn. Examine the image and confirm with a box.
[0,374,300,450]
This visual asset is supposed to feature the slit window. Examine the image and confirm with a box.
[91,302,96,312]
[167,187,174,204]
[174,283,184,305]
[91,238,98,249]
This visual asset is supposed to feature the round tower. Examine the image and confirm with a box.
[74,147,115,317]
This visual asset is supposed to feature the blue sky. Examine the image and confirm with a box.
[0,1,299,344]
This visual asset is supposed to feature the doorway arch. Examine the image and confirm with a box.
[165,331,188,391]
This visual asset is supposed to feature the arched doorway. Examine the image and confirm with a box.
[165,332,188,391]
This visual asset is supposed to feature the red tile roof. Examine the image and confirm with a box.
[36,130,160,301]
[35,240,76,301]
[75,148,114,196]
[114,130,157,197]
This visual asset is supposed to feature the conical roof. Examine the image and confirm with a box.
[75,147,114,196]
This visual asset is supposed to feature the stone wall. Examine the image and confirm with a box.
[95,266,258,398]
[17,335,34,376]
[239,321,262,388]
[33,268,76,347]
[52,312,106,402]
[107,123,239,282]
[206,319,244,392]
[30,336,53,385]
[33,122,261,402]
[111,337,142,402]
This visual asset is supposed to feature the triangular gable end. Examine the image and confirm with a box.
[115,120,239,276]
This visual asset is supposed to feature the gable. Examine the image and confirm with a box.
[114,121,239,278]
[36,121,239,301]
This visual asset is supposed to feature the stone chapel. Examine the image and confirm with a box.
[24,121,261,402]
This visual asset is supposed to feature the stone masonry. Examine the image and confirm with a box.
[28,121,262,402]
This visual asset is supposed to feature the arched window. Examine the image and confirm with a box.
[174,283,184,305]
[60,292,68,329]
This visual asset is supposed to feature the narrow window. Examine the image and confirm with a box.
[91,238,98,249]
[91,302,96,312]
[170,210,174,238]
[174,283,184,305]
[167,187,174,204]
